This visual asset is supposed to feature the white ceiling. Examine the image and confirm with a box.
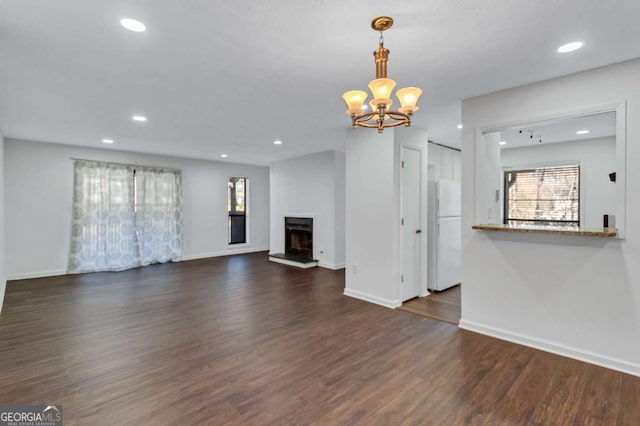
[1,1,639,165]
[500,111,616,149]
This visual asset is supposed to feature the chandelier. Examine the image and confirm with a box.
[342,16,422,134]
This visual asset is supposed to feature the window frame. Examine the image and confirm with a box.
[228,177,249,246]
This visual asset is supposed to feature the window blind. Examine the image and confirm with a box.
[503,164,580,227]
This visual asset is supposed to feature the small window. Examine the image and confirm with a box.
[503,164,580,227]
[228,177,247,244]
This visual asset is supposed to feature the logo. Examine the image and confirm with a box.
[0,405,63,426]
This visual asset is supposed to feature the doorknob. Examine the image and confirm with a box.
[416,229,422,234]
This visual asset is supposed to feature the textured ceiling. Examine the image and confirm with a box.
[1,0,639,165]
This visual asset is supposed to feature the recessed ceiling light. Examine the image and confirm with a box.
[499,141,507,145]
[102,138,114,144]
[220,154,228,158]
[557,41,583,53]
[576,129,590,135]
[120,18,146,33]
[132,115,147,122]
[457,124,463,129]
[273,140,283,145]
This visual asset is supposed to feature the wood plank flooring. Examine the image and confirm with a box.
[398,284,461,324]
[1,252,638,425]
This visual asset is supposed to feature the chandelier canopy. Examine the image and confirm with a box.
[343,16,422,134]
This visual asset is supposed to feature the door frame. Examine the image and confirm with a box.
[395,139,430,303]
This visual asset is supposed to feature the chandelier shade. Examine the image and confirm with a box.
[368,78,397,105]
[342,16,422,133]
[396,87,422,113]
[342,90,368,115]
[369,99,393,111]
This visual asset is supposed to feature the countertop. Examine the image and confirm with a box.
[472,223,618,237]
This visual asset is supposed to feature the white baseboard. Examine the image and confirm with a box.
[181,246,269,261]
[7,269,68,281]
[7,248,268,281]
[318,262,346,270]
[269,257,317,269]
[0,279,6,314]
[459,319,640,378]
[343,288,401,309]
[420,290,431,297]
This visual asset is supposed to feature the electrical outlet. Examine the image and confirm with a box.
[352,263,358,274]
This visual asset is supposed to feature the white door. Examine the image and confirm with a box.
[401,147,422,301]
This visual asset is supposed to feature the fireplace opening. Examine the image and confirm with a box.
[285,217,313,260]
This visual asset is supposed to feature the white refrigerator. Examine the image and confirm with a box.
[428,179,462,291]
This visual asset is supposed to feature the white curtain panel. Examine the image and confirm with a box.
[69,160,140,273]
[135,168,183,265]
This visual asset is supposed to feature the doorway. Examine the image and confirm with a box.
[398,285,461,324]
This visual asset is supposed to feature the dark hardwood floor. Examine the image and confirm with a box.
[1,252,638,425]
[398,284,461,325]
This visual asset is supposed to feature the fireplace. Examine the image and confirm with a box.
[268,216,317,267]
[285,217,313,260]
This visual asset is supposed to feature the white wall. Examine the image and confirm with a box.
[269,150,344,269]
[334,151,346,267]
[480,132,503,224]
[501,137,616,228]
[4,139,270,280]
[428,143,461,182]
[344,127,429,308]
[0,130,5,313]
[461,58,640,376]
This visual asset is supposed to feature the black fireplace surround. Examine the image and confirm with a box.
[268,217,317,265]
[284,217,313,261]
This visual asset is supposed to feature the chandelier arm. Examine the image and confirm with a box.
[354,116,410,129]
[353,121,383,129]
[385,111,411,120]
[381,119,410,128]
[353,112,377,122]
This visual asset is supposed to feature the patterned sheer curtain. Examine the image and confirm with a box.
[69,160,140,273]
[134,168,183,265]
